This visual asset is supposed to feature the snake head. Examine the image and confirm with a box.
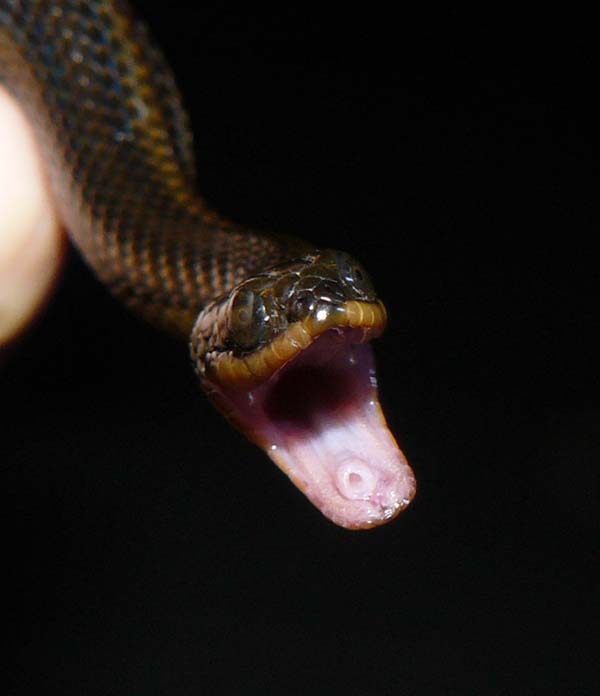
[190,249,416,529]
[191,249,385,381]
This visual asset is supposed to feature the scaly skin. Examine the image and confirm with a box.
[0,0,416,528]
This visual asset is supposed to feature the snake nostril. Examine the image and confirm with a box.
[289,293,314,321]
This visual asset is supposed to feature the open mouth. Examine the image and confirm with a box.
[206,327,416,529]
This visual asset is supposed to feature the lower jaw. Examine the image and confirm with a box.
[205,328,416,529]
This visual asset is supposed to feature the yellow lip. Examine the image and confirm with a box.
[205,299,387,388]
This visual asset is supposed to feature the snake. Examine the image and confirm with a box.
[0,0,416,529]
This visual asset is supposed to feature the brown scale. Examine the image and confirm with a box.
[0,0,385,371]
[0,0,303,336]
[0,1,418,533]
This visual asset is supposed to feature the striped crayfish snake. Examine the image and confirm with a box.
[0,0,416,529]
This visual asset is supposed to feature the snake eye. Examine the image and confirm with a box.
[335,251,375,299]
[228,288,268,352]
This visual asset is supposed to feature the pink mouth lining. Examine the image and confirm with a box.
[211,329,416,529]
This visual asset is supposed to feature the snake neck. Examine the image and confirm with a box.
[0,0,310,335]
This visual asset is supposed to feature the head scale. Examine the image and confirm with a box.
[190,248,385,386]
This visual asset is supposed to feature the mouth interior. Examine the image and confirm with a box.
[212,328,416,529]
[263,335,363,431]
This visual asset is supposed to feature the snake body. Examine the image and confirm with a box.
[1,0,416,528]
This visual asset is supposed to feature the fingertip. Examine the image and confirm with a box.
[0,86,64,346]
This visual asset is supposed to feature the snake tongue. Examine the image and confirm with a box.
[210,329,416,529]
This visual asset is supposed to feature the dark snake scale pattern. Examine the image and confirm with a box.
[1,0,417,529]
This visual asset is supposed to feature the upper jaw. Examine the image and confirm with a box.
[192,298,387,388]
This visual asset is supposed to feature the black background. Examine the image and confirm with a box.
[3,4,597,694]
